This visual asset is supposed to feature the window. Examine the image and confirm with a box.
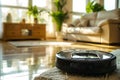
[33,0,47,8]
[1,8,27,22]
[72,0,87,21]
[73,0,86,13]
[1,0,28,22]
[117,0,120,8]
[104,0,116,10]
[1,0,49,23]
[1,0,28,7]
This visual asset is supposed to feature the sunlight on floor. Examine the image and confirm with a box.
[9,41,73,47]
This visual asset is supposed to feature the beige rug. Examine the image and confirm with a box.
[8,40,119,52]
[8,41,73,47]
[34,67,120,80]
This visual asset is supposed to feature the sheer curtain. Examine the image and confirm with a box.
[0,0,2,39]
[0,0,3,79]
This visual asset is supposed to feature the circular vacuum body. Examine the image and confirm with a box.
[56,49,116,75]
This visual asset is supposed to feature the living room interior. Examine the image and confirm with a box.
[0,0,120,80]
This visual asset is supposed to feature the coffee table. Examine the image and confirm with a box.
[56,49,116,76]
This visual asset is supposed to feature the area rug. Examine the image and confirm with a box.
[8,40,120,52]
[8,41,73,47]
[34,49,120,80]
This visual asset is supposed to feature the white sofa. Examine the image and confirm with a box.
[62,9,120,44]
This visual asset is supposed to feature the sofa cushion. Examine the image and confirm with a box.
[68,24,75,27]
[70,18,89,27]
[66,26,101,35]
[76,18,89,27]
[82,12,97,27]
[96,9,120,25]
[72,19,81,26]
[97,19,120,27]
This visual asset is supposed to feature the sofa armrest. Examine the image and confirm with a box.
[97,19,120,27]
[99,19,120,44]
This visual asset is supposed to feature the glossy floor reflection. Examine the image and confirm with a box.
[0,40,120,80]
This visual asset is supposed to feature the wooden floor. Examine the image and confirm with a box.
[0,39,120,80]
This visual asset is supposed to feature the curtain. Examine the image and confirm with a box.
[0,0,2,39]
[0,0,3,79]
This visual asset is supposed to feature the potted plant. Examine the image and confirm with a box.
[86,1,105,13]
[50,0,69,32]
[27,5,46,23]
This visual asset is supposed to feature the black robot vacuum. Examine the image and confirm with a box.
[56,49,116,76]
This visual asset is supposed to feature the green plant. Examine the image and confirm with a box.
[50,0,69,32]
[27,5,39,18]
[86,1,105,13]
[27,5,46,23]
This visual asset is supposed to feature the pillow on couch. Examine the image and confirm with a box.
[68,24,75,27]
[72,18,81,26]
[76,18,89,27]
[68,18,89,27]
[68,19,80,27]
[70,18,89,27]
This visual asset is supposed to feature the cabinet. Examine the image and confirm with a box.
[3,23,46,41]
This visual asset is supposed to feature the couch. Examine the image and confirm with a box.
[62,9,120,44]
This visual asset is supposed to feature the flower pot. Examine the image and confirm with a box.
[55,32,63,41]
[34,18,38,24]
